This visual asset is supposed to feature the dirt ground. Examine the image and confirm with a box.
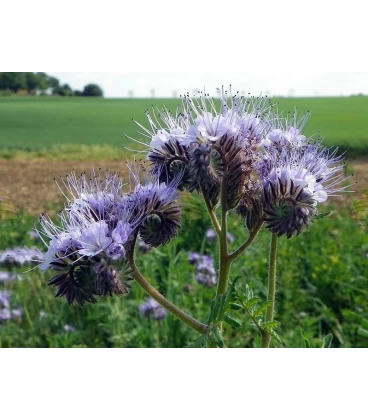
[0,158,367,216]
[0,159,128,216]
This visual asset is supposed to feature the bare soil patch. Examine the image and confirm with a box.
[0,158,367,216]
[0,159,128,215]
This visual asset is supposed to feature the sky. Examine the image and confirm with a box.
[48,72,368,98]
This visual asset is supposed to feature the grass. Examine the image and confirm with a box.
[0,206,367,348]
[0,95,368,159]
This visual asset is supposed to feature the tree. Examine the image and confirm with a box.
[0,72,27,92]
[47,76,60,94]
[35,72,49,92]
[55,84,74,96]
[82,84,103,97]
[25,72,39,93]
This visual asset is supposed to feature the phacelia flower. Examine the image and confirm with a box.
[195,255,217,288]
[0,271,20,283]
[137,236,152,254]
[205,229,235,243]
[139,297,167,321]
[64,324,76,333]
[37,168,182,306]
[0,308,11,323]
[259,142,348,237]
[188,252,200,265]
[136,87,276,210]
[0,247,43,267]
[11,308,23,320]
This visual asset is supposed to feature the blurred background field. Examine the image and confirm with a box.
[1,95,368,158]
[0,94,367,348]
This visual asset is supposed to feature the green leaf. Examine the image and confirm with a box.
[322,333,333,348]
[357,328,368,339]
[261,320,280,331]
[304,337,310,348]
[245,297,260,311]
[223,314,242,328]
[185,334,209,348]
[208,295,227,324]
[253,301,272,318]
[211,327,225,348]
[313,211,331,221]
[228,303,243,311]
[269,329,283,346]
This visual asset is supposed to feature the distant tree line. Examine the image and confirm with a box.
[0,72,103,97]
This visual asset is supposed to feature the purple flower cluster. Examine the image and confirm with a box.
[205,229,235,243]
[138,87,348,238]
[0,247,43,267]
[139,297,167,320]
[0,271,21,283]
[37,169,182,306]
[188,253,217,287]
[0,290,22,323]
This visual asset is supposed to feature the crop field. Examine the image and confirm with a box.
[1,96,368,158]
[0,95,367,348]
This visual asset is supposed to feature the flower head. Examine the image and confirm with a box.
[0,290,11,308]
[37,167,182,305]
[136,87,276,210]
[0,247,43,267]
[139,297,167,321]
[195,255,217,287]
[259,142,348,237]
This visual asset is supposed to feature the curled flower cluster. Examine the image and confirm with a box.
[139,297,167,321]
[138,87,348,238]
[37,169,182,306]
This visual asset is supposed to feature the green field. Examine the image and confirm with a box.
[0,95,367,158]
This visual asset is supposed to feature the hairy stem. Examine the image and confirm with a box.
[229,220,264,262]
[261,233,278,348]
[129,257,208,334]
[216,176,231,297]
[201,184,221,236]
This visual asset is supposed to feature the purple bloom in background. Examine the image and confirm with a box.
[137,236,152,254]
[205,229,217,241]
[205,229,234,243]
[226,232,235,243]
[11,308,23,320]
[27,229,40,240]
[188,252,200,265]
[139,297,167,321]
[64,324,76,333]
[0,247,43,267]
[0,271,19,283]
[0,290,11,308]
[195,255,217,288]
[0,308,11,323]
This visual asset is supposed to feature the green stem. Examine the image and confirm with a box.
[229,220,264,262]
[201,184,221,236]
[261,233,278,348]
[129,257,208,334]
[216,176,231,297]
